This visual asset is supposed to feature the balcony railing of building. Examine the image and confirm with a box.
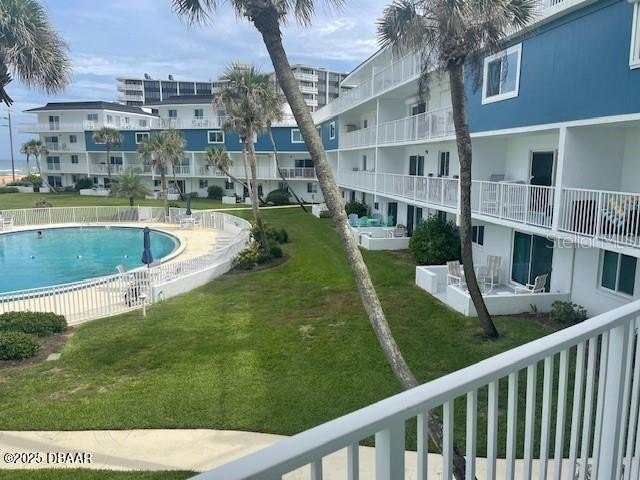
[158,117,226,130]
[377,107,455,145]
[340,126,377,149]
[372,52,421,95]
[91,164,126,175]
[45,142,71,152]
[278,167,316,179]
[198,165,277,179]
[294,72,319,83]
[194,299,640,480]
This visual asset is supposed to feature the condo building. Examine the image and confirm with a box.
[313,0,640,317]
[275,65,350,112]
[21,97,322,203]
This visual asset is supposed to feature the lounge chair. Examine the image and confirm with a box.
[478,255,501,293]
[115,264,127,274]
[0,215,14,231]
[358,217,369,227]
[392,224,406,238]
[514,273,548,294]
[447,260,465,289]
[348,214,359,227]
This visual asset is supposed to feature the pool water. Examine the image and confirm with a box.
[0,227,179,293]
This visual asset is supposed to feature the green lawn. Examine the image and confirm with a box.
[0,192,244,210]
[0,471,194,480]
[0,203,555,462]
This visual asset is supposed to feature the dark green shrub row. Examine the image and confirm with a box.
[0,311,67,336]
[0,331,40,360]
[208,185,224,200]
[345,201,368,218]
[265,189,290,206]
[74,177,94,191]
[8,174,43,188]
[251,224,289,245]
[550,301,588,324]
[409,216,461,265]
[0,187,19,194]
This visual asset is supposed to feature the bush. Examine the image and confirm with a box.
[409,216,461,265]
[0,331,39,360]
[319,210,332,219]
[0,312,67,336]
[270,244,283,259]
[550,301,588,325]
[251,224,289,245]
[74,177,93,191]
[34,198,52,208]
[0,187,18,194]
[265,189,290,206]
[345,200,368,218]
[207,185,224,200]
[12,174,43,188]
[232,241,261,270]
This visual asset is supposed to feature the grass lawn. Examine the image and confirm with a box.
[0,203,556,461]
[0,471,194,480]
[0,192,244,210]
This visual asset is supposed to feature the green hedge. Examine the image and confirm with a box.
[0,312,67,337]
[0,331,40,360]
[265,189,290,206]
[0,187,19,194]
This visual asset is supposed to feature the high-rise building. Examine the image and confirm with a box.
[287,65,350,112]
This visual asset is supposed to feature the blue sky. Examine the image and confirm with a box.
[0,0,389,165]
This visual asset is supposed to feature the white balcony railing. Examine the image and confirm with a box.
[559,188,640,248]
[472,181,556,229]
[195,299,640,480]
[340,126,377,149]
[45,142,70,152]
[377,107,454,145]
[278,167,317,179]
[373,52,422,95]
[45,163,61,171]
[91,164,126,175]
[158,116,225,130]
[197,165,278,179]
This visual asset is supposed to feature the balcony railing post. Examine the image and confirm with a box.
[594,191,604,240]
[375,421,405,480]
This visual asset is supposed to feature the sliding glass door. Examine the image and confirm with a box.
[511,232,553,291]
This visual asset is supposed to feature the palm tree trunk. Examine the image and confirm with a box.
[106,146,112,182]
[448,62,499,339]
[161,167,168,216]
[34,155,53,192]
[246,141,269,251]
[0,56,13,107]
[129,196,134,207]
[267,126,307,212]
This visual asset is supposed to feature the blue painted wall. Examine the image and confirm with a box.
[466,0,640,132]
[84,127,309,153]
[318,117,339,151]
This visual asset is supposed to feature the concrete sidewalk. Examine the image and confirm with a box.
[0,429,573,478]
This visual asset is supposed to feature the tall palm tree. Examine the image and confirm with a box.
[217,63,280,251]
[27,139,52,191]
[20,139,37,173]
[137,130,185,215]
[204,146,268,204]
[92,127,123,182]
[378,0,536,341]
[113,168,150,206]
[0,0,71,106]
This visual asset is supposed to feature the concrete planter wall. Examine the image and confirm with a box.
[15,186,34,193]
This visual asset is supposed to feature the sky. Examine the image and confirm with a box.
[0,0,389,166]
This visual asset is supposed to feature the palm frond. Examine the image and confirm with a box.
[171,0,218,24]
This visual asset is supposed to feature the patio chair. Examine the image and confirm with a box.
[358,217,369,227]
[0,215,14,231]
[447,260,465,289]
[348,214,359,227]
[392,224,406,238]
[478,255,501,293]
[514,273,548,294]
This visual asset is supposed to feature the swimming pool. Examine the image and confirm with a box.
[0,227,179,293]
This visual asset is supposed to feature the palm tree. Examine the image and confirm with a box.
[378,0,536,341]
[29,139,51,190]
[137,130,185,215]
[204,146,269,204]
[20,139,37,173]
[0,0,71,106]
[92,127,123,182]
[217,63,280,251]
[113,168,150,206]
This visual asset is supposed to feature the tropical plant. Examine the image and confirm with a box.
[265,189,290,206]
[203,147,254,197]
[19,139,36,173]
[92,127,123,181]
[26,140,52,190]
[113,168,150,206]
[345,200,369,218]
[378,0,537,342]
[410,215,461,265]
[0,0,71,106]
[172,0,418,401]
[207,184,224,200]
[216,63,280,252]
[138,130,185,215]
[74,177,93,191]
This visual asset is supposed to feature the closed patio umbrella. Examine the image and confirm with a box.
[141,227,153,267]
[185,194,192,216]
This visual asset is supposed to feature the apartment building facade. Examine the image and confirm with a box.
[22,98,322,203]
[285,65,350,111]
[313,0,640,317]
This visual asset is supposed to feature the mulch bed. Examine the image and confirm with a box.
[0,329,74,370]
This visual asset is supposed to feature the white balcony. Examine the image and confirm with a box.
[299,85,317,95]
[158,116,225,130]
[194,299,640,480]
[91,164,126,175]
[278,167,316,179]
[294,72,319,83]
[377,107,455,145]
[340,126,376,149]
[372,52,421,95]
[45,142,71,152]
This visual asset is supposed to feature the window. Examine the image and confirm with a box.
[482,43,522,104]
[44,136,58,145]
[110,156,123,165]
[258,185,263,197]
[601,250,637,296]
[46,156,60,170]
[472,225,485,246]
[631,3,640,68]
[87,113,99,122]
[207,130,224,144]
[295,159,314,168]
[410,102,426,116]
[307,182,318,194]
[225,180,234,190]
[154,179,161,187]
[48,115,60,130]
[199,179,208,189]
[69,135,77,144]
[138,119,148,127]
[194,108,204,119]
[168,109,177,118]
[329,121,336,140]
[71,154,79,164]
[135,132,150,144]
[350,191,356,202]
[511,232,553,291]
[123,117,130,125]
[437,210,447,223]
[47,176,63,188]
[106,114,113,123]
[363,119,368,129]
[438,152,450,177]
[374,202,379,210]
[362,155,368,171]
[291,129,304,143]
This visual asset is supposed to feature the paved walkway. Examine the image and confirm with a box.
[0,429,571,478]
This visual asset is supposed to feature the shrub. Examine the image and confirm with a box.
[409,216,461,265]
[345,200,368,218]
[232,241,261,270]
[550,301,588,325]
[0,187,18,194]
[278,228,289,244]
[0,331,39,360]
[0,312,67,336]
[270,244,283,259]
[34,198,52,208]
[74,177,93,191]
[207,185,224,200]
[252,224,289,245]
[319,210,332,219]
[265,189,290,206]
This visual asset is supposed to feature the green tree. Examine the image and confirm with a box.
[217,63,281,251]
[28,139,51,191]
[20,139,37,173]
[378,0,536,342]
[92,127,123,182]
[113,168,150,206]
[0,0,71,106]
[410,216,461,265]
[137,130,185,215]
